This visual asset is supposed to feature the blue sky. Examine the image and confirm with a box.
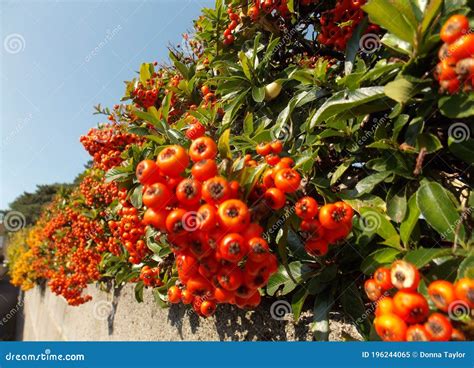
[0,0,212,209]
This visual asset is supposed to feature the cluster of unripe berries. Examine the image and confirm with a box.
[317,0,379,51]
[295,197,353,256]
[436,14,474,94]
[365,260,473,341]
[135,136,285,316]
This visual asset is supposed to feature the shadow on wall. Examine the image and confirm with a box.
[0,270,22,341]
[166,298,313,341]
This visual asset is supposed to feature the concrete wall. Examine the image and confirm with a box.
[21,283,362,341]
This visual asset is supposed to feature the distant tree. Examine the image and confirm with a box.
[5,183,73,226]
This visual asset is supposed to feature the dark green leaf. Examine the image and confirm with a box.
[416,182,466,243]
[386,185,407,223]
[267,261,304,296]
[404,248,453,268]
[361,248,401,274]
[310,87,385,127]
[135,282,144,303]
[362,0,415,43]
[251,86,265,103]
[291,287,309,321]
[311,293,333,341]
[400,194,420,246]
[458,255,474,279]
[439,94,474,118]
[448,137,474,164]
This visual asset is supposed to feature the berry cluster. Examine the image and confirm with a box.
[365,260,473,341]
[131,83,159,108]
[80,125,142,171]
[80,170,119,207]
[295,198,353,256]
[135,136,285,316]
[140,265,163,287]
[318,0,379,51]
[247,0,291,21]
[223,7,240,45]
[247,140,301,212]
[108,191,148,264]
[436,14,474,94]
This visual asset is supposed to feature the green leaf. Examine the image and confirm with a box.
[420,0,443,34]
[362,0,416,43]
[139,63,152,85]
[458,255,474,279]
[416,182,466,243]
[359,207,401,248]
[345,20,368,75]
[152,288,168,308]
[439,94,474,118]
[381,33,412,54]
[330,158,354,186]
[238,51,253,81]
[218,128,232,160]
[416,133,443,154]
[400,194,420,246]
[404,248,452,268]
[343,195,386,213]
[355,171,391,196]
[310,87,385,127]
[384,77,425,104]
[132,108,161,127]
[104,166,133,183]
[386,186,407,223]
[341,283,371,338]
[222,88,249,127]
[134,282,144,303]
[130,185,143,209]
[243,112,254,135]
[267,261,304,296]
[311,293,333,341]
[291,287,309,321]
[275,90,318,137]
[169,51,191,80]
[448,137,474,164]
[361,248,401,274]
[251,86,265,103]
